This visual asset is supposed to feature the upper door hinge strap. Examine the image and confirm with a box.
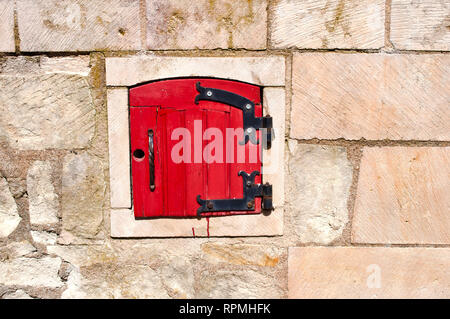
[194,82,273,147]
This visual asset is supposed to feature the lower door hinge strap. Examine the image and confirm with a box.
[196,170,273,216]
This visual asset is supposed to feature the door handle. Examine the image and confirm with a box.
[148,129,155,191]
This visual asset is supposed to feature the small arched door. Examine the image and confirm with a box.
[129,78,272,218]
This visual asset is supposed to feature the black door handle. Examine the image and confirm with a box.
[148,129,155,191]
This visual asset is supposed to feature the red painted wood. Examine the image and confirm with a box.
[129,78,262,218]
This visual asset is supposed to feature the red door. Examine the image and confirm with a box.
[129,78,271,218]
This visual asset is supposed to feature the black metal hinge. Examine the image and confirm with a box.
[194,82,273,148]
[196,171,273,216]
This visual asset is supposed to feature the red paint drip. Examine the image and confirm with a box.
[206,217,210,237]
[192,227,196,237]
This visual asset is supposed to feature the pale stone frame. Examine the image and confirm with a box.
[106,56,286,237]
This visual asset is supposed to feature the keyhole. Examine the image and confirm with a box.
[133,149,145,161]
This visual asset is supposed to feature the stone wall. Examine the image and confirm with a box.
[0,0,449,299]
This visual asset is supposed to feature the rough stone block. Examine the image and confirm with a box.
[62,264,169,298]
[61,152,105,240]
[286,141,353,244]
[0,56,95,150]
[0,240,36,259]
[2,290,33,299]
[201,242,282,267]
[289,247,450,298]
[197,268,284,298]
[0,0,15,52]
[290,53,450,140]
[49,243,195,298]
[31,230,57,246]
[0,257,63,288]
[17,0,141,51]
[27,161,59,225]
[146,0,267,49]
[270,0,384,49]
[352,147,450,244]
[0,177,21,238]
[391,0,450,51]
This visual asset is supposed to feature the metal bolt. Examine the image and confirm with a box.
[246,128,252,134]
[246,181,252,187]
[207,202,213,209]
[247,201,254,208]
[206,90,213,97]
[245,103,252,110]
